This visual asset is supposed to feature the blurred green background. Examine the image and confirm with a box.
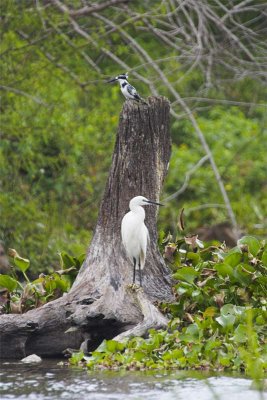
[1,0,266,273]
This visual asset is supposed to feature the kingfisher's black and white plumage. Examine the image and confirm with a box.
[107,73,147,104]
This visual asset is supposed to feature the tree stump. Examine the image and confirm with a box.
[0,96,173,359]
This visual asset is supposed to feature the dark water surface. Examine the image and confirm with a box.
[0,359,265,400]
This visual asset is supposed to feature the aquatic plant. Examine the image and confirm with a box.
[70,235,267,375]
[0,235,266,376]
[0,249,84,314]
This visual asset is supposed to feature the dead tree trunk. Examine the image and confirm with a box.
[0,97,173,359]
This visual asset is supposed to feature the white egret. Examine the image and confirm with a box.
[121,196,163,287]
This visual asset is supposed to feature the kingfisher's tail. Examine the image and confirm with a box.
[137,97,148,105]
[141,98,148,105]
[134,94,148,105]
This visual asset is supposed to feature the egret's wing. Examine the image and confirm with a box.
[140,248,145,270]
[127,84,141,101]
[121,213,130,250]
[139,224,149,269]
[121,212,143,262]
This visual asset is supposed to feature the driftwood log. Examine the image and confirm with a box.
[0,96,173,358]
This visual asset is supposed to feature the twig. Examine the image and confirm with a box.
[50,0,130,17]
[186,204,227,213]
[163,155,209,202]
[0,85,48,106]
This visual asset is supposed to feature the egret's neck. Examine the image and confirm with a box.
[130,205,145,219]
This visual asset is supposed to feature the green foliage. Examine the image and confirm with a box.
[72,236,267,375]
[0,4,120,273]
[0,249,84,314]
[1,2,266,275]
[237,236,261,257]
[161,107,267,235]
[14,255,30,273]
[0,275,18,292]
[69,351,85,366]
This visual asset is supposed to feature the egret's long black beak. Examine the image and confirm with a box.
[146,200,164,206]
[107,77,117,83]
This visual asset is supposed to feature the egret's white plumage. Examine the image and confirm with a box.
[121,196,163,286]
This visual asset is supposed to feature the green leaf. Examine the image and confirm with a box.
[261,248,267,266]
[173,267,198,284]
[186,252,200,266]
[224,247,242,267]
[75,253,86,267]
[0,275,18,292]
[96,339,125,353]
[106,339,125,352]
[214,262,233,277]
[219,355,231,366]
[234,264,255,285]
[162,349,183,360]
[59,252,75,269]
[205,340,221,352]
[44,277,57,293]
[258,275,267,285]
[203,306,217,318]
[233,324,247,343]
[176,286,188,295]
[216,314,235,329]
[133,351,145,361]
[69,351,84,365]
[169,302,183,315]
[53,275,69,292]
[59,251,85,270]
[14,256,30,273]
[220,304,236,316]
[238,236,260,256]
[95,340,108,353]
[182,323,202,342]
[255,314,266,325]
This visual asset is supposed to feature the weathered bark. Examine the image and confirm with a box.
[0,97,173,359]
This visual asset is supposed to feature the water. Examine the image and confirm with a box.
[0,359,265,400]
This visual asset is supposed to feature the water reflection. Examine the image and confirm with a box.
[0,359,265,400]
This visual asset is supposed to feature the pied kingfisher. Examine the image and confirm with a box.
[107,73,147,105]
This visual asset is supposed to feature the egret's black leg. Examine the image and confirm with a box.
[138,260,142,287]
[133,257,136,284]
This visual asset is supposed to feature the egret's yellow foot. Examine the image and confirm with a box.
[127,283,139,290]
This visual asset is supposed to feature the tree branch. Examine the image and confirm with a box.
[50,0,130,17]
[163,155,209,202]
[0,85,48,106]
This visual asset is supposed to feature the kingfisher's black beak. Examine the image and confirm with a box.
[107,77,117,83]
[146,200,164,206]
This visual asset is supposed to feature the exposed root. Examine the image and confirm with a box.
[113,287,168,342]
